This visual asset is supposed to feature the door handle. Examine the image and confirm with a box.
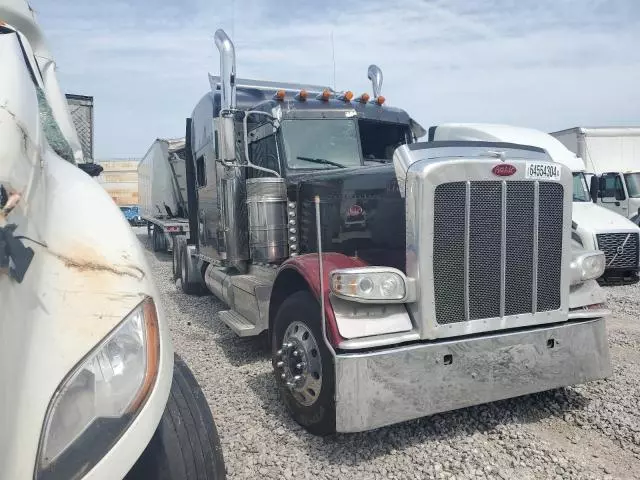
[615,201,620,206]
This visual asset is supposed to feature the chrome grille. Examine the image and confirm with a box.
[596,233,639,269]
[536,183,563,311]
[468,182,502,320]
[433,181,563,325]
[433,183,466,325]
[505,183,535,315]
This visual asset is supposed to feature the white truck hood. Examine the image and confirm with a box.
[0,27,171,479]
[573,201,640,234]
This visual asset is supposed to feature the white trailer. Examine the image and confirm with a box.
[138,138,190,255]
[430,124,640,282]
[551,127,640,221]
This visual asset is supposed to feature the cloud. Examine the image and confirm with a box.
[31,0,640,158]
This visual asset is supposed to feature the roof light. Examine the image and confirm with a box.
[375,96,386,105]
[357,93,370,103]
[295,89,308,101]
[274,90,286,101]
[338,91,354,102]
[317,89,332,101]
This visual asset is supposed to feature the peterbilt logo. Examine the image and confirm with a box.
[347,205,363,217]
[492,164,517,176]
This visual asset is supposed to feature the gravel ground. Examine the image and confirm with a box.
[135,229,640,480]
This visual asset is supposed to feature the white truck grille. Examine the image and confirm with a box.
[596,233,639,269]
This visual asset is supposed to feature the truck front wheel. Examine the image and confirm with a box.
[126,354,226,479]
[271,290,336,435]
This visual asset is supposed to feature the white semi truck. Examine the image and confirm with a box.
[0,1,225,479]
[430,124,640,282]
[551,127,640,222]
[170,29,613,435]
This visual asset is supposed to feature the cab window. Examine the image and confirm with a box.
[248,133,280,178]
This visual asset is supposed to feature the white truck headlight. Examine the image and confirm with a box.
[330,267,415,303]
[570,251,606,285]
[36,298,160,480]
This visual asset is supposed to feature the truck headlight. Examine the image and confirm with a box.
[570,251,606,285]
[36,298,160,480]
[330,267,416,303]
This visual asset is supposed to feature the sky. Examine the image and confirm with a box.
[32,0,640,159]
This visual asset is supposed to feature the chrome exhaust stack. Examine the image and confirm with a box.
[367,64,383,98]
[214,29,237,111]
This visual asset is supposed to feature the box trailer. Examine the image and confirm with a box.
[551,127,640,221]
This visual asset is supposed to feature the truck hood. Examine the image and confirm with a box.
[0,31,168,477]
[573,201,640,233]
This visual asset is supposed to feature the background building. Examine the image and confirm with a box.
[96,159,140,206]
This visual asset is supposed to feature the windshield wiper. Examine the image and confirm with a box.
[296,156,345,169]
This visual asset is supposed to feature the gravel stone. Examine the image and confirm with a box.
[135,228,640,479]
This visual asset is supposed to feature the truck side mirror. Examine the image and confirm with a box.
[589,176,599,203]
[598,176,607,193]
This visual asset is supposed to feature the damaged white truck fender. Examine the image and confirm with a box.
[0,1,225,479]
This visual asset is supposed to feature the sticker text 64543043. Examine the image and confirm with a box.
[525,162,562,181]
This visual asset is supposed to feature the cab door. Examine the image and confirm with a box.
[598,172,629,217]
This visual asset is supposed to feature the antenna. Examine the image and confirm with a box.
[331,30,336,91]
[231,0,235,39]
[315,195,336,357]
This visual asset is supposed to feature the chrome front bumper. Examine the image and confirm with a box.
[334,318,611,433]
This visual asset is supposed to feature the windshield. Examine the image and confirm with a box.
[358,119,410,162]
[281,119,361,169]
[624,173,640,198]
[572,172,591,202]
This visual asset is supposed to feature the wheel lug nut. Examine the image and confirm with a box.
[296,362,305,369]
[293,375,302,382]
[293,350,299,357]
[276,361,284,368]
[281,373,286,380]
[276,349,283,356]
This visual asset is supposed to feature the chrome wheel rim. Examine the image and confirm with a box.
[275,321,322,406]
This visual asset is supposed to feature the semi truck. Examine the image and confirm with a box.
[0,2,225,478]
[171,29,612,435]
[551,127,640,222]
[430,124,640,283]
[138,138,190,255]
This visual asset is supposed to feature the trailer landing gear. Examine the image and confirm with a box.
[272,291,336,435]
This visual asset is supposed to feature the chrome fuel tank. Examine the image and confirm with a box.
[247,177,288,263]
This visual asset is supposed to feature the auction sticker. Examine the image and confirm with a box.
[525,162,561,181]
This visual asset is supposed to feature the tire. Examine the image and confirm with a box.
[152,226,161,252]
[153,226,169,252]
[126,354,226,480]
[172,235,186,280]
[271,290,336,435]
[180,243,204,295]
